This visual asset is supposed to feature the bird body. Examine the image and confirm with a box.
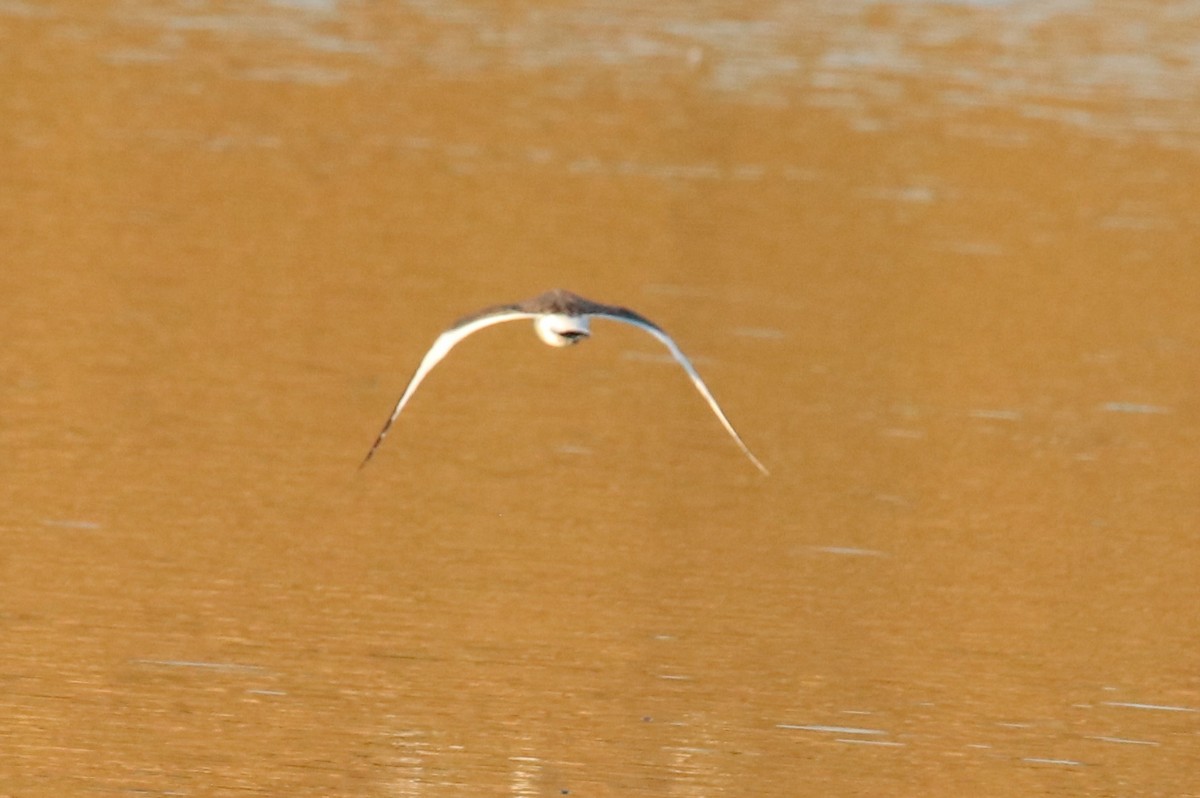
[534,311,590,347]
[362,289,768,475]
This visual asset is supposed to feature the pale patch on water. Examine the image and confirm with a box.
[968,408,1023,421]
[103,47,176,65]
[270,0,339,11]
[41,518,103,529]
[811,545,888,557]
[240,64,351,85]
[567,156,726,181]
[881,427,925,439]
[1097,215,1175,231]
[1099,402,1172,415]
[857,184,939,204]
[0,0,50,17]
[730,327,785,340]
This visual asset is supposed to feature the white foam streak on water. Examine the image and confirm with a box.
[1088,736,1159,746]
[1022,757,1084,767]
[1102,701,1198,713]
[777,723,888,735]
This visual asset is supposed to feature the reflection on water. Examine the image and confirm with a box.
[88,0,1200,150]
[368,679,1196,794]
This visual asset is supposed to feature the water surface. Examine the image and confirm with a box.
[3,1,1199,795]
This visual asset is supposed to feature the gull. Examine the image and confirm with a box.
[361,289,769,475]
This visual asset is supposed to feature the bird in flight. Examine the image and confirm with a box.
[361,288,769,475]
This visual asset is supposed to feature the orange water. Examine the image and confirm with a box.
[3,2,1199,795]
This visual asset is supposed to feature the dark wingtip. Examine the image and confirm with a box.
[359,432,386,470]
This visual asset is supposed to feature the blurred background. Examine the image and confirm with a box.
[3,1,1199,795]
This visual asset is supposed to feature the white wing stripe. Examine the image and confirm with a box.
[361,311,535,465]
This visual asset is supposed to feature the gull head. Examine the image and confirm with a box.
[535,314,590,347]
